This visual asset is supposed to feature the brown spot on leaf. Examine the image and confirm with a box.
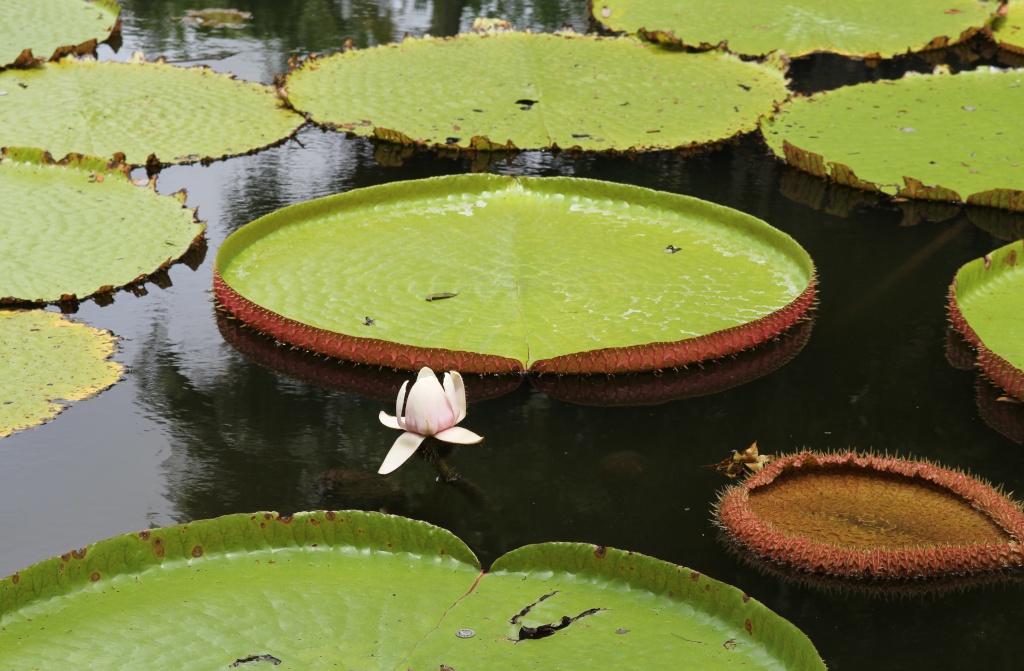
[742,593,750,603]
[744,618,753,634]
[309,518,320,525]
[690,571,700,581]
[61,553,71,562]
[1006,250,1018,266]
[279,515,294,524]
[90,571,100,582]
[139,530,151,540]
[192,546,204,558]
[594,545,607,559]
[152,537,165,557]
[11,573,19,584]
[72,548,86,560]
[325,511,336,521]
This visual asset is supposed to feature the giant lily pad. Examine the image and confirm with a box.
[0,0,120,69]
[0,55,303,166]
[948,239,1024,400]
[762,68,1024,212]
[283,32,790,153]
[214,175,816,374]
[0,510,826,670]
[0,147,205,304]
[0,309,123,438]
[595,0,999,58]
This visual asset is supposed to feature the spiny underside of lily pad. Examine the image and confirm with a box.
[214,271,816,375]
[530,316,812,405]
[215,308,526,402]
[715,451,1024,582]
[0,146,206,306]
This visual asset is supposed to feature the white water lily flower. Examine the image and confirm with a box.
[378,367,483,474]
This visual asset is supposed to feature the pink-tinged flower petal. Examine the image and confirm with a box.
[404,367,455,436]
[378,411,402,430]
[395,380,409,430]
[443,371,468,424]
[434,426,484,445]
[378,431,427,474]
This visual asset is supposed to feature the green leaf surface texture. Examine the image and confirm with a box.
[0,511,825,670]
[595,0,999,57]
[762,69,1024,204]
[0,148,205,303]
[995,2,1024,52]
[953,240,1024,370]
[0,57,303,165]
[216,175,814,367]
[0,0,120,67]
[283,32,790,152]
[0,309,123,438]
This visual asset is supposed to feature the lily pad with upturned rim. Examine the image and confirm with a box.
[593,0,1000,58]
[0,510,826,670]
[761,68,1024,212]
[948,239,1024,401]
[214,174,816,374]
[0,0,120,69]
[0,309,123,439]
[0,55,304,166]
[283,31,790,153]
[0,147,205,304]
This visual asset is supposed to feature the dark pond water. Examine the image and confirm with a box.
[3,1,1024,669]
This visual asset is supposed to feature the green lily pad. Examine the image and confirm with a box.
[0,147,205,304]
[762,69,1024,212]
[0,55,303,166]
[181,8,253,28]
[214,175,816,374]
[948,239,1024,401]
[0,0,120,69]
[0,309,123,439]
[995,2,1024,55]
[0,510,826,670]
[594,0,999,58]
[283,32,790,153]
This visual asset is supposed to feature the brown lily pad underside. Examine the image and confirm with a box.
[716,451,1024,581]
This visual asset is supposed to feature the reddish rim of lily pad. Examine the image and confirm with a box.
[948,282,1024,402]
[716,451,1024,581]
[215,308,526,402]
[214,271,816,375]
[530,316,812,405]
